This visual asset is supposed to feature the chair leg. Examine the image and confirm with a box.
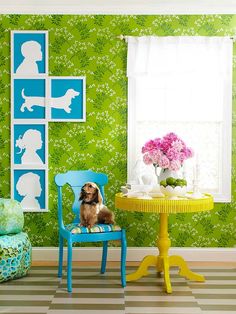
[101,241,108,274]
[67,240,72,293]
[121,229,127,287]
[58,234,63,278]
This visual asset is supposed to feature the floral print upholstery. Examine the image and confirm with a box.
[0,232,32,283]
[0,199,24,235]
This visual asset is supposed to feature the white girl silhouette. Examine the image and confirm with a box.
[16,172,42,210]
[16,41,43,74]
[15,129,43,165]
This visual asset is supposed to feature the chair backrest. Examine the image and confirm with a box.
[55,170,108,224]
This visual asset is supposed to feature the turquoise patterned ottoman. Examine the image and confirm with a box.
[0,198,24,235]
[0,232,32,282]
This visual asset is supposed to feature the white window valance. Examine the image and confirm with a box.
[127,36,232,77]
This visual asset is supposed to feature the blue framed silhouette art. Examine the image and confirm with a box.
[12,31,48,76]
[13,169,46,212]
[14,124,46,165]
[49,76,86,121]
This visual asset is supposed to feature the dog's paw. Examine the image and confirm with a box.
[22,104,33,112]
[20,104,26,112]
[64,107,71,113]
[87,224,95,229]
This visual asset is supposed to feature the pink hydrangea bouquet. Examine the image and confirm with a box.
[142,132,193,172]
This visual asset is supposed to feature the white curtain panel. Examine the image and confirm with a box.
[127,36,232,201]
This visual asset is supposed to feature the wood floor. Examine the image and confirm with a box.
[0,262,236,314]
[32,261,236,267]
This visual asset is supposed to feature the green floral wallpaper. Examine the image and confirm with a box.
[0,14,236,247]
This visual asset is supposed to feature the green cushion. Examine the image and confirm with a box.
[66,223,121,234]
[0,232,32,282]
[0,199,24,235]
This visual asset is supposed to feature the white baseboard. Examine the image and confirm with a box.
[32,247,236,262]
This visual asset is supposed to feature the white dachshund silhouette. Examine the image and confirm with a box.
[50,89,79,113]
[20,89,44,112]
[20,88,80,113]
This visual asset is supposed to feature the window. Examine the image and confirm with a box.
[127,36,232,202]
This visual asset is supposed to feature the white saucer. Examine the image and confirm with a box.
[126,192,144,198]
[148,192,165,198]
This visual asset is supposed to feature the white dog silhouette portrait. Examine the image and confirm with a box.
[20,89,45,112]
[15,129,43,165]
[50,89,80,113]
[16,41,43,75]
[20,88,79,113]
[16,172,42,210]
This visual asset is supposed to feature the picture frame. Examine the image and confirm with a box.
[11,30,48,76]
[48,76,86,122]
[13,123,47,166]
[10,30,86,212]
[12,169,48,212]
[12,77,47,120]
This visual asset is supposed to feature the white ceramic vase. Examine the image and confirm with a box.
[158,168,181,184]
[159,168,187,198]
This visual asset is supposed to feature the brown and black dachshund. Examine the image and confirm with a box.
[79,182,114,228]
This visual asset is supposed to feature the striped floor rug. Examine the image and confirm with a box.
[0,265,236,314]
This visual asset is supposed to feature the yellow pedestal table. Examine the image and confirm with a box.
[115,192,214,293]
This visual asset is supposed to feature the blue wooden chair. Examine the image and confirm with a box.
[55,170,127,292]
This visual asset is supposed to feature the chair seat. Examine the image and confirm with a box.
[66,223,121,234]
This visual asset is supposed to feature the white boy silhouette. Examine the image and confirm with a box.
[16,41,43,74]
[16,172,42,210]
[15,129,43,165]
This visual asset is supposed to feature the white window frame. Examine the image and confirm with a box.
[128,76,232,203]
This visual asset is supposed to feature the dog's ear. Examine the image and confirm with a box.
[92,183,103,205]
[79,191,84,201]
[79,185,85,201]
[97,186,103,205]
